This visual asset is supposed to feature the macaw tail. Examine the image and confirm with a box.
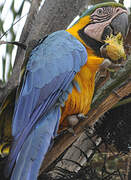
[6,106,60,180]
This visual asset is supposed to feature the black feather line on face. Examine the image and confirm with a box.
[78,28,104,57]
[90,15,112,23]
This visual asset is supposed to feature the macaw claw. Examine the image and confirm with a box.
[66,114,88,136]
[67,127,76,136]
[100,58,112,70]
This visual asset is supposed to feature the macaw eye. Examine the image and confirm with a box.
[97,8,103,15]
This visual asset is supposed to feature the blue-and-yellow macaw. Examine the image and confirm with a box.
[0,2,129,180]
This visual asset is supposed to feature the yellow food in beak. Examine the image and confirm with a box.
[104,33,126,62]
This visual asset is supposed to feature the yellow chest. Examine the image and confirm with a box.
[60,64,95,123]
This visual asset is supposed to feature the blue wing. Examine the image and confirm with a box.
[5,30,87,179]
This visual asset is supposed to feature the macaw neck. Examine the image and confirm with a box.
[66,25,104,72]
[66,22,88,49]
[66,25,95,61]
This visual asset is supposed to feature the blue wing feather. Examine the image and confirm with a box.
[5,30,87,179]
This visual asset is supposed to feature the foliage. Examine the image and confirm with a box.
[0,0,30,82]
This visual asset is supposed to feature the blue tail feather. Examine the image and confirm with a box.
[6,106,60,180]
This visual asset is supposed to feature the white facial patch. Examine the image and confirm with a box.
[84,21,110,42]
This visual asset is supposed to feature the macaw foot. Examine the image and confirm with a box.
[66,115,79,136]
[100,58,124,71]
[67,115,79,127]
[100,58,112,70]
[66,114,88,136]
[67,114,87,127]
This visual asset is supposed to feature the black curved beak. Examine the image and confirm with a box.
[102,13,129,41]
[111,13,129,38]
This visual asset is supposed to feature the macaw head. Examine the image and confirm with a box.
[67,2,129,62]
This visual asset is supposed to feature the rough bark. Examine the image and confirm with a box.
[50,131,101,176]
[28,0,87,43]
